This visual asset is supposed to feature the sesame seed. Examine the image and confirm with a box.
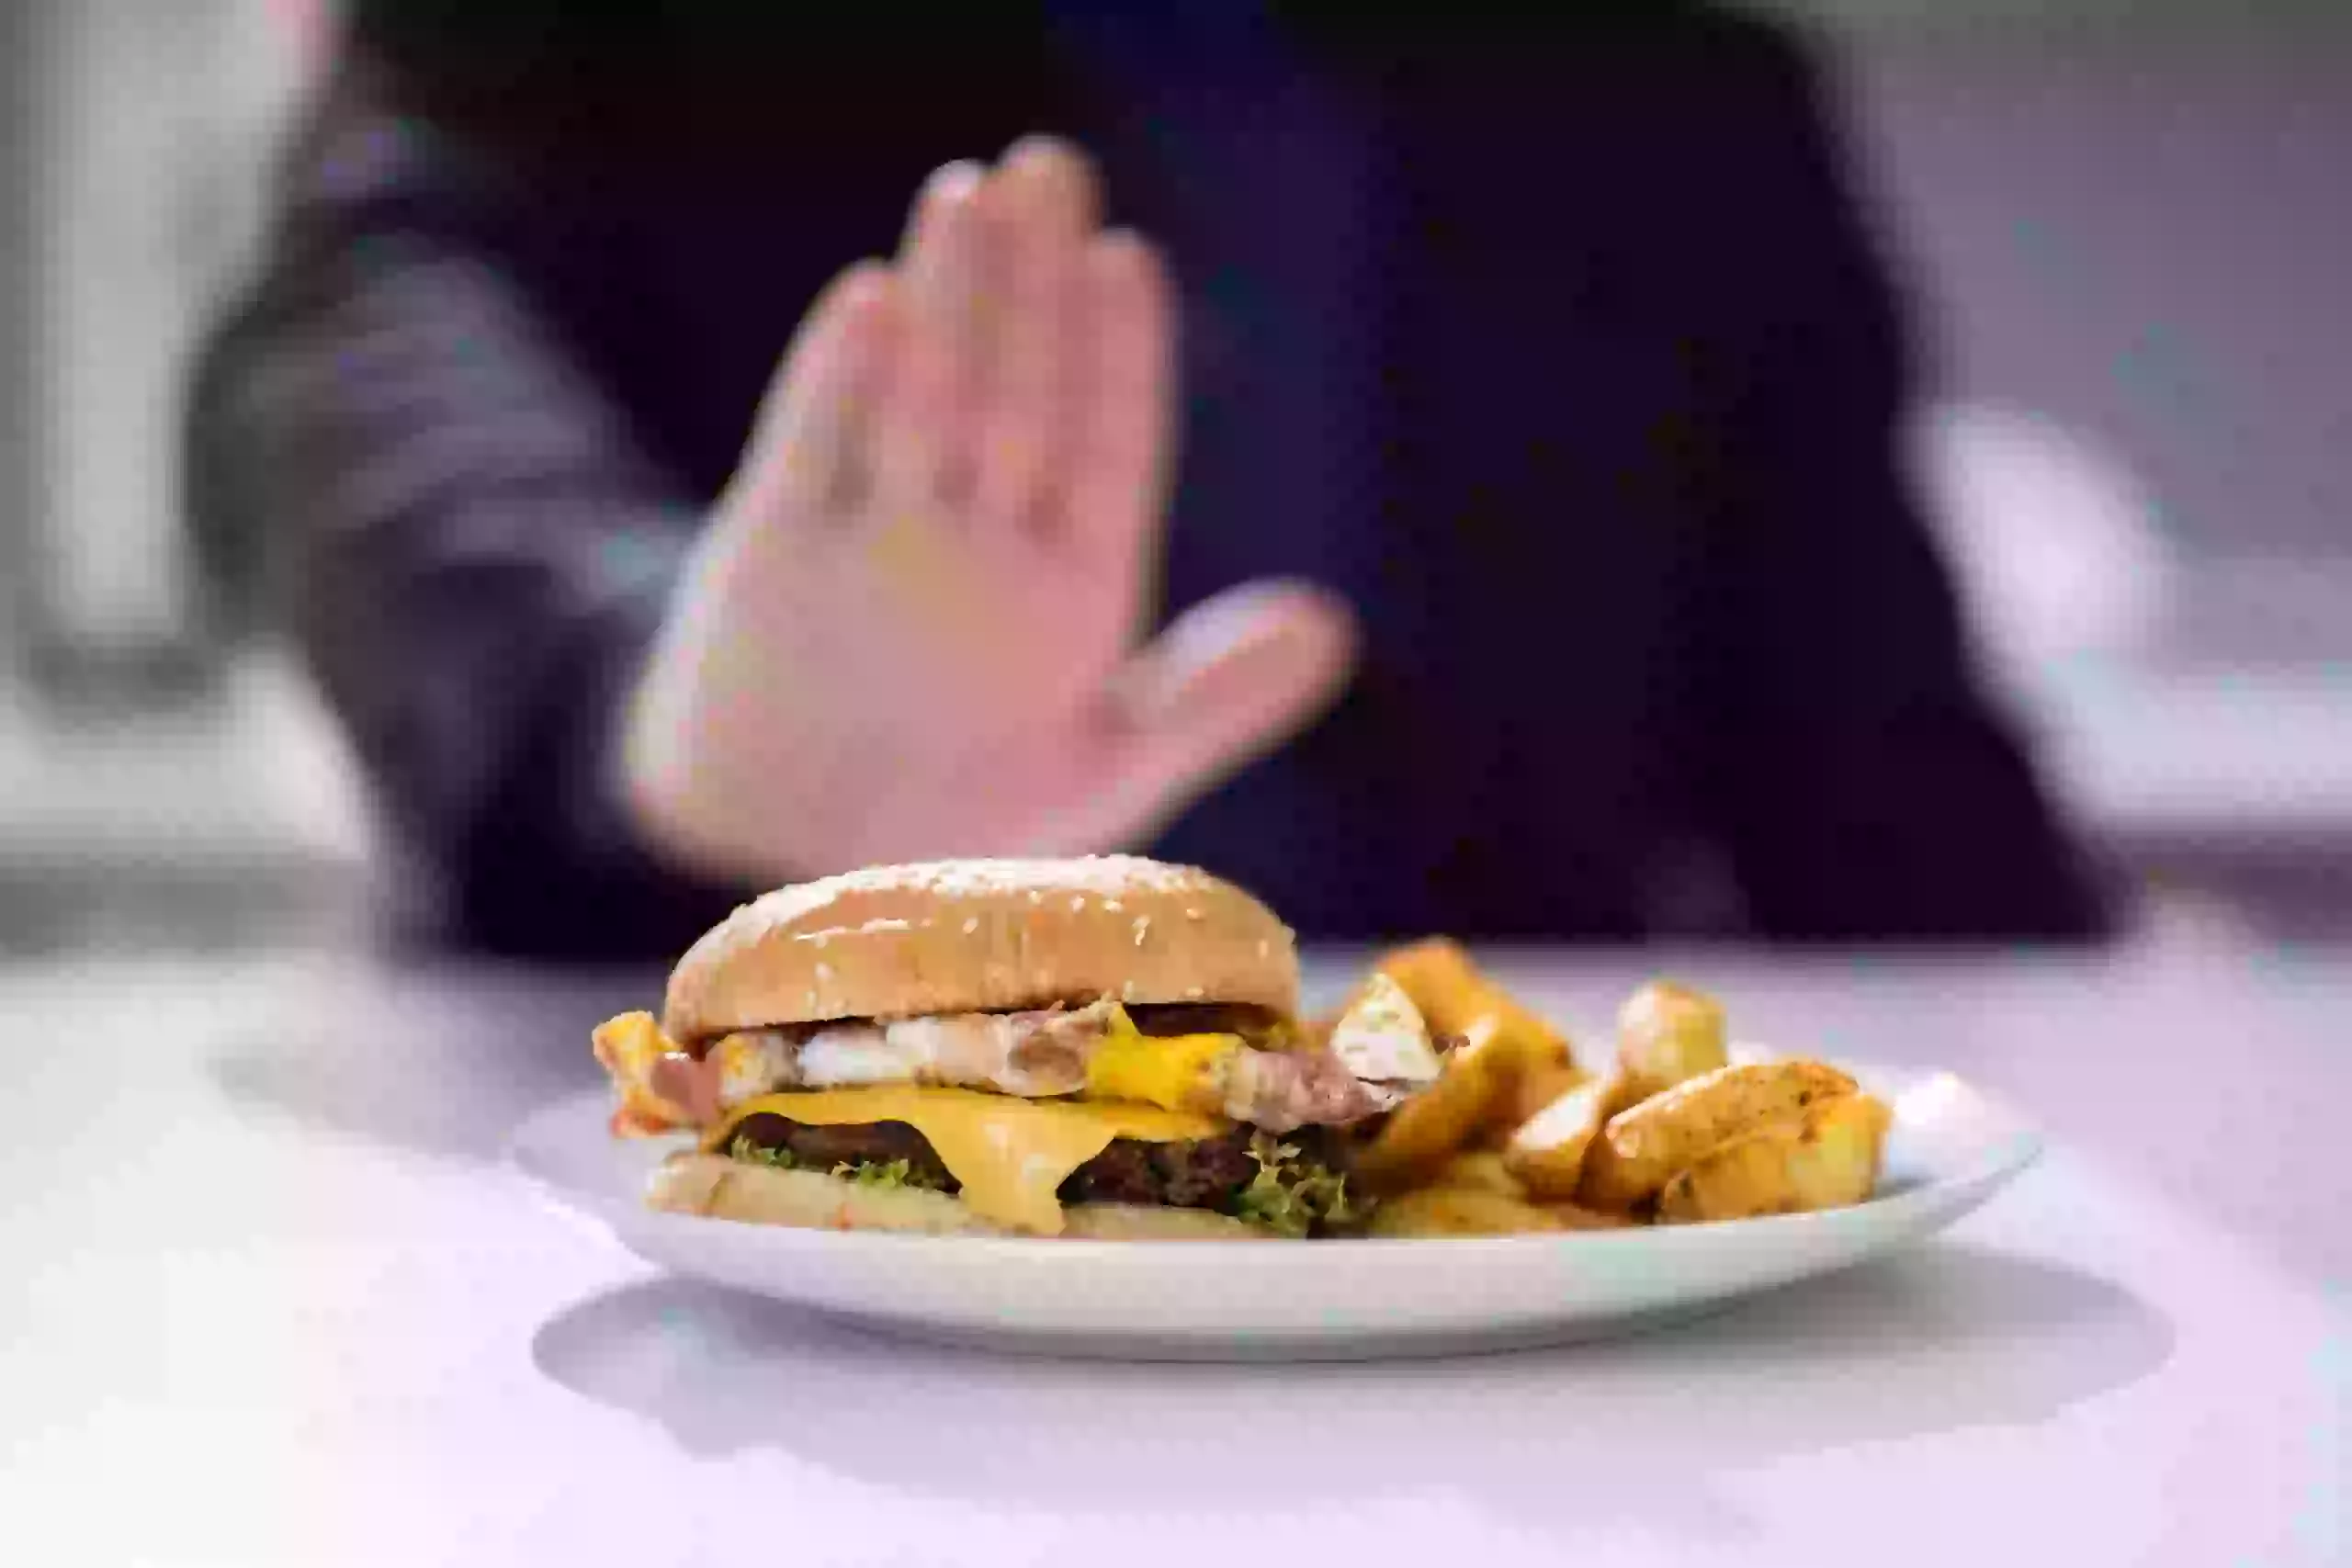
[1102,899,1123,913]
[962,917,979,934]
[1185,907,1204,921]
[1070,896,1087,912]
[1184,986,1204,1000]
[1028,890,1044,906]
[804,989,817,1008]
[1256,939,1270,958]
[1132,916,1150,947]
[811,932,829,949]
[1121,980,1139,1000]
[815,961,833,982]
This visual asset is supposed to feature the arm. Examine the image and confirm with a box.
[189,95,1355,960]
[1690,24,2112,941]
[186,93,748,959]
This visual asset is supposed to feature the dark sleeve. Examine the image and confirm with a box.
[185,97,752,960]
[1689,23,2114,942]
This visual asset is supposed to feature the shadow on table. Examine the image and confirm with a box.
[203,964,648,1164]
[531,1243,2173,1546]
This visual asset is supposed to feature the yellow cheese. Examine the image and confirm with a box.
[593,1011,691,1134]
[704,1087,1227,1235]
[1082,1000,1244,1114]
[1084,1031,1241,1114]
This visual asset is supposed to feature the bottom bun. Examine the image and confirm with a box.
[648,1153,1271,1240]
[1057,1203,1271,1241]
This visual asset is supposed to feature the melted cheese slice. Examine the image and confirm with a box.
[704,1087,1227,1235]
[1084,1030,1241,1114]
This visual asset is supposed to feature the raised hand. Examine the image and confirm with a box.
[619,139,1357,882]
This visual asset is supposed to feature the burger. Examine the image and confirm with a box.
[592,857,1440,1238]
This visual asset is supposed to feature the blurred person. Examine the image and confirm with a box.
[185,1,2110,960]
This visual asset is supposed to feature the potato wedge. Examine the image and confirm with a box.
[1540,1201,1640,1232]
[1598,1071,1650,1122]
[1432,1151,1525,1198]
[1616,979,1729,1102]
[1368,1186,1567,1238]
[1656,1092,1892,1224]
[1328,971,1443,1086]
[1353,1033,1517,1193]
[1493,1055,1593,1143]
[1501,1075,1615,1199]
[1578,1058,1858,1212]
[1783,1092,1893,1208]
[1654,1133,1795,1224]
[1376,940,1572,1070]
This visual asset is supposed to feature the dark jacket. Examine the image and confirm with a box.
[187,3,2110,957]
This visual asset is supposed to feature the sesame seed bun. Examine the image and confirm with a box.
[661,856,1298,1043]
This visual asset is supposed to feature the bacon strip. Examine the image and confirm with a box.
[1225,1047,1403,1133]
[646,1051,723,1126]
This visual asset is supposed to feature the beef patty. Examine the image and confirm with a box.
[724,1112,1348,1213]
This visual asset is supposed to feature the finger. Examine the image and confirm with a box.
[898,158,987,276]
[974,137,1098,538]
[876,164,988,516]
[1087,580,1360,834]
[733,261,896,522]
[1063,231,1174,574]
[896,161,990,505]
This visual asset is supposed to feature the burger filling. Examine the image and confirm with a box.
[595,977,1441,1236]
[720,1112,1363,1237]
[596,998,1413,1136]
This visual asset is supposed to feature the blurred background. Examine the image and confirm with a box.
[3,0,2346,957]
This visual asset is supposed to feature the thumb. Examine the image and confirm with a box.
[1091,579,1360,830]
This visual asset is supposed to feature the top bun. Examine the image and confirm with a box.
[662,857,1298,1042]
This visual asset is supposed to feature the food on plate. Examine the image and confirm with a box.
[1326,972,1444,1086]
[1543,1200,1642,1231]
[1614,979,1730,1101]
[1577,1059,1860,1213]
[590,866,1898,1240]
[1501,1075,1618,1200]
[592,857,1402,1239]
[1656,1091,1893,1224]
[1367,1166,1641,1235]
[1352,942,1589,1191]
[1432,1150,1525,1197]
[648,1146,1000,1235]
[1060,1204,1276,1241]
[1497,1055,1595,1144]
[1352,1029,1520,1193]
[1369,1185,1569,1238]
[1377,938,1571,1074]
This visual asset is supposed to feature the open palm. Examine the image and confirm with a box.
[623,141,1356,882]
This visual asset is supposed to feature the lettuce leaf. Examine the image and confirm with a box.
[728,1136,939,1191]
[1230,1134,1364,1238]
[728,1134,796,1168]
[831,1157,943,1191]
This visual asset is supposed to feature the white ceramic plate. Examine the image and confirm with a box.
[509,1063,2039,1360]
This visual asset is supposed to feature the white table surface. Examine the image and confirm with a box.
[4,935,2347,1568]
